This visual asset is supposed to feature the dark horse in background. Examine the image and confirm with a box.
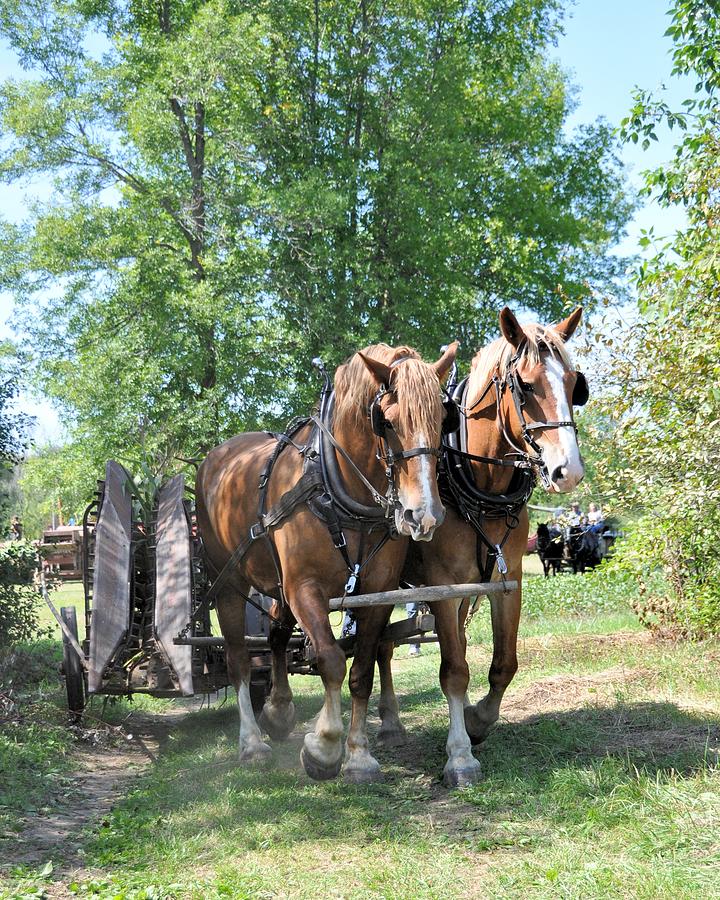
[536,522,564,576]
[536,522,609,576]
[565,525,603,573]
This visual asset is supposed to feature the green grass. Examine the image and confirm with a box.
[37,581,86,638]
[2,576,719,899]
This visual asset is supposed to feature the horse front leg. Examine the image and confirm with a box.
[431,597,482,787]
[217,590,272,764]
[258,601,297,741]
[290,583,346,781]
[343,607,391,783]
[464,578,521,745]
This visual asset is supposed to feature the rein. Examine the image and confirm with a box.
[311,413,394,514]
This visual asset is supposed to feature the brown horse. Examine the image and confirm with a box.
[377,307,587,786]
[196,342,457,782]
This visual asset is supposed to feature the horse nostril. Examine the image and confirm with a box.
[403,508,424,527]
[551,465,565,483]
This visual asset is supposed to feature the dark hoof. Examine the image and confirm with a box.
[464,707,491,746]
[442,764,482,788]
[300,745,343,782]
[343,766,384,785]
[377,725,408,748]
[259,703,296,742]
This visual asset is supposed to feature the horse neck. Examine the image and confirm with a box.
[332,419,387,503]
[466,387,523,493]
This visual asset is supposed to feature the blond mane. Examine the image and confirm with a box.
[334,343,442,438]
[467,322,574,406]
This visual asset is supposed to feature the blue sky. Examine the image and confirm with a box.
[1,0,693,443]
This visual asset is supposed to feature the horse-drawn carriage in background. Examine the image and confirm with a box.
[50,460,509,722]
[533,519,621,576]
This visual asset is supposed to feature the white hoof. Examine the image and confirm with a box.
[239,740,272,765]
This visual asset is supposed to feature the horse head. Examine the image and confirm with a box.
[495,306,587,493]
[334,342,458,541]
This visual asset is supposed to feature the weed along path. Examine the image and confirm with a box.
[2,618,720,899]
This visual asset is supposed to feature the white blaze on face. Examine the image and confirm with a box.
[416,430,435,518]
[396,430,443,540]
[541,357,584,492]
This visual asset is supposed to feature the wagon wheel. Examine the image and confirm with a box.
[60,606,85,723]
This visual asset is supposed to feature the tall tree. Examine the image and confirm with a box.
[604,0,720,636]
[0,350,32,530]
[0,0,631,502]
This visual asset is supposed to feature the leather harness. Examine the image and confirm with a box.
[202,365,441,616]
[202,344,587,614]
[439,344,588,583]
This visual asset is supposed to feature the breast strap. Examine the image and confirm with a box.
[440,376,536,582]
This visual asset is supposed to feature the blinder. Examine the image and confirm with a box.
[442,398,460,435]
[370,389,389,437]
[572,372,589,407]
[371,389,461,439]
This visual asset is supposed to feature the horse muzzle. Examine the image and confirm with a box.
[395,502,446,541]
[547,459,585,493]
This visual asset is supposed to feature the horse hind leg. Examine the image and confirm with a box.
[376,641,408,747]
[258,601,297,741]
[217,589,272,764]
[343,608,389,783]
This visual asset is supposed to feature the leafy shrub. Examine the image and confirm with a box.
[600,2,720,638]
[611,516,720,639]
[0,541,50,650]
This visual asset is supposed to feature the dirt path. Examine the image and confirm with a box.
[8,703,202,872]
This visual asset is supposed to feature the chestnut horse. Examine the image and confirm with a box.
[196,342,457,782]
[377,307,587,786]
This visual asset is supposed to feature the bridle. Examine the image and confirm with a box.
[368,356,456,512]
[462,341,588,489]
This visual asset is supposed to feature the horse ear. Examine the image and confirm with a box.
[357,352,393,387]
[554,306,583,342]
[499,306,525,348]
[433,341,459,384]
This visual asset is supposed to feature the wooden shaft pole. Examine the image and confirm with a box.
[327,581,517,611]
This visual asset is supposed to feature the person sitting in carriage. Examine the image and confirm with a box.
[568,501,584,526]
[587,502,605,534]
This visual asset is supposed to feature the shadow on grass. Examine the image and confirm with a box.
[80,685,719,871]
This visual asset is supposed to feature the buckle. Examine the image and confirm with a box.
[249,522,266,541]
[494,544,508,576]
[345,564,360,595]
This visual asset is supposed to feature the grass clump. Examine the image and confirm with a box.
[521,566,643,618]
